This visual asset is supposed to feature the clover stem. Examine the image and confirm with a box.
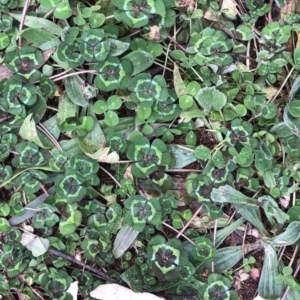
[269,66,295,103]
[176,205,202,239]
[99,165,131,199]
[50,68,73,79]
[52,70,98,82]
[167,34,187,53]
[162,35,172,78]
[43,7,55,19]
[46,106,58,112]
[37,123,62,150]
[153,60,173,73]
[162,222,196,246]
[191,67,203,82]
[49,248,120,283]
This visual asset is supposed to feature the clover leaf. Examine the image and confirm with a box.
[4,46,43,82]
[0,165,12,184]
[3,78,37,114]
[80,29,110,62]
[13,170,47,194]
[128,73,168,108]
[55,169,87,203]
[190,237,216,263]
[198,273,238,300]
[94,56,132,91]
[127,137,173,178]
[124,195,161,231]
[39,0,72,19]
[0,14,13,33]
[192,28,233,66]
[94,95,122,126]
[153,89,181,122]
[106,133,128,153]
[147,235,195,282]
[32,204,60,228]
[114,0,166,28]
[0,244,29,278]
[195,87,227,113]
[11,141,48,168]
[57,42,84,68]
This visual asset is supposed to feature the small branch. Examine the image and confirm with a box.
[52,70,98,82]
[166,169,202,173]
[162,222,196,246]
[49,248,120,283]
[37,123,63,151]
[18,0,31,47]
[176,205,202,239]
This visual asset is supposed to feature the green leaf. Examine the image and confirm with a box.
[20,28,57,50]
[258,244,283,299]
[113,225,139,258]
[168,145,197,168]
[195,145,211,160]
[65,76,88,107]
[104,110,119,127]
[270,221,300,246]
[287,206,300,222]
[0,33,9,49]
[195,87,227,112]
[179,94,194,109]
[54,1,72,19]
[107,95,122,110]
[20,114,52,149]
[123,50,154,75]
[0,217,10,232]
[288,100,300,118]
[173,64,186,97]
[9,12,62,36]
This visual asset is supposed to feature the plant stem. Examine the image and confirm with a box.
[48,248,120,283]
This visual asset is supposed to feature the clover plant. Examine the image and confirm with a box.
[127,136,174,178]
[94,95,122,126]
[1,1,300,299]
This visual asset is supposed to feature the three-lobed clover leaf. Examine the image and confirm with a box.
[198,273,238,300]
[13,170,47,194]
[106,132,128,153]
[57,41,85,68]
[32,203,60,228]
[94,95,122,126]
[94,56,132,91]
[39,0,72,19]
[223,118,253,147]
[128,73,168,108]
[0,14,13,32]
[192,28,234,66]
[11,141,48,168]
[3,78,37,115]
[190,237,216,263]
[114,0,166,28]
[55,169,87,203]
[80,29,110,62]
[0,165,12,184]
[124,195,161,231]
[127,137,173,178]
[147,235,195,282]
[152,89,181,122]
[0,244,29,278]
[4,46,43,82]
